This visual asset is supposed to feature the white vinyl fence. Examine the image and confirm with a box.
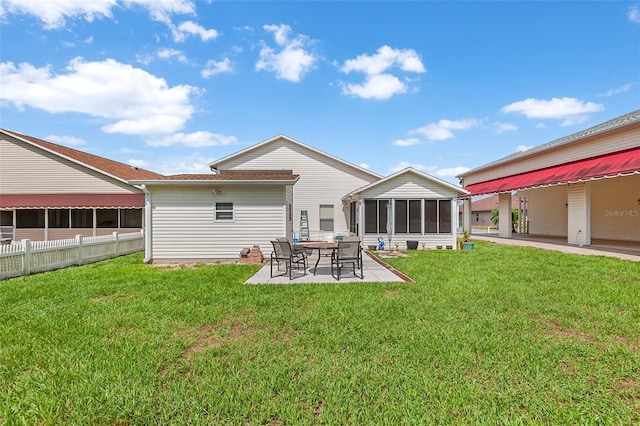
[0,231,144,280]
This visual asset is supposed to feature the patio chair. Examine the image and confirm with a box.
[271,240,308,279]
[331,239,363,280]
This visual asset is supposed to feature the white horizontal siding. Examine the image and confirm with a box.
[149,185,287,260]
[591,175,640,241]
[356,173,461,199]
[464,126,640,185]
[0,137,137,194]
[215,138,378,239]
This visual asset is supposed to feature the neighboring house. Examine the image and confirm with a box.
[129,170,299,262]
[457,110,640,246]
[343,168,468,250]
[209,135,381,241]
[0,129,162,242]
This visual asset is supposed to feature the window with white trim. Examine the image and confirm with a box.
[425,199,451,234]
[215,202,234,221]
[319,204,334,232]
[364,199,389,234]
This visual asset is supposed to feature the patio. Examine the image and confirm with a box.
[245,250,412,284]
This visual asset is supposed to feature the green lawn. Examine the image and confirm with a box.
[1,242,639,424]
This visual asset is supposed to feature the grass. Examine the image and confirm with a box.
[1,241,639,424]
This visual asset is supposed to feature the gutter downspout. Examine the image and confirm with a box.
[140,184,152,263]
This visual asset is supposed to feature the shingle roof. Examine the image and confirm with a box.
[161,172,298,181]
[209,134,382,179]
[1,129,164,181]
[458,109,640,177]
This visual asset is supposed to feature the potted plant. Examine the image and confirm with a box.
[462,230,474,250]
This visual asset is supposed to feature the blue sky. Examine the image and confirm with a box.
[1,1,639,184]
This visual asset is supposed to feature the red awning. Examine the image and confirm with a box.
[464,147,640,197]
[0,194,145,209]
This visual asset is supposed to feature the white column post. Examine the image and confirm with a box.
[567,182,591,246]
[498,193,513,238]
[462,198,472,235]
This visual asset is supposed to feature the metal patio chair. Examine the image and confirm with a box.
[270,240,308,279]
[331,239,363,280]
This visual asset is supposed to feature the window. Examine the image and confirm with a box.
[97,209,118,228]
[48,209,70,228]
[16,209,45,228]
[425,199,451,234]
[71,209,93,228]
[364,199,389,234]
[349,202,357,234]
[394,200,422,234]
[1,210,13,227]
[394,200,407,233]
[120,209,142,228]
[215,202,234,221]
[425,200,438,233]
[439,200,452,233]
[319,204,334,232]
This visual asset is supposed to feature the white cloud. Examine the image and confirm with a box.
[172,20,218,42]
[598,82,636,97]
[0,0,195,29]
[135,155,216,175]
[128,159,151,168]
[560,114,590,127]
[410,118,481,141]
[494,122,518,134]
[201,58,232,78]
[388,161,429,174]
[157,48,188,63]
[45,134,86,146]
[436,167,470,178]
[359,162,370,169]
[145,131,237,147]
[0,57,198,136]
[341,73,406,100]
[501,97,604,125]
[392,138,422,147]
[628,5,640,23]
[255,24,318,82]
[515,145,533,152]
[341,45,426,75]
[339,45,426,100]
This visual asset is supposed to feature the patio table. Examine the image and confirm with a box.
[299,241,338,275]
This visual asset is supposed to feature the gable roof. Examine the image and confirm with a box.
[1,128,164,183]
[344,167,468,199]
[458,109,640,178]
[209,134,382,179]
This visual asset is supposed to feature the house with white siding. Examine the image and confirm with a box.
[0,129,162,242]
[129,171,299,262]
[209,135,382,241]
[131,135,469,262]
[457,109,640,247]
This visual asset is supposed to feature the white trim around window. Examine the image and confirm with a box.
[215,202,235,222]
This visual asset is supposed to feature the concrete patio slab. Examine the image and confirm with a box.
[245,251,411,284]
